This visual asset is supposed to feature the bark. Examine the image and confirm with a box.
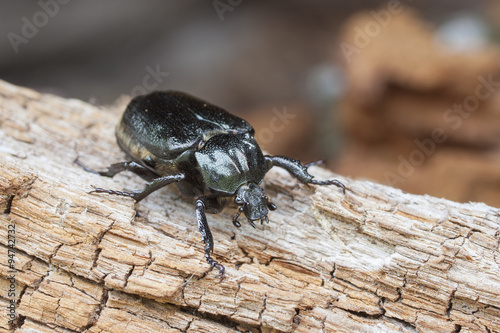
[0,79,499,332]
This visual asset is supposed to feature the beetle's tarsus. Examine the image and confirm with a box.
[89,185,136,198]
[309,178,346,194]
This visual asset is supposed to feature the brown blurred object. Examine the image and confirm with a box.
[243,104,317,162]
[335,9,500,206]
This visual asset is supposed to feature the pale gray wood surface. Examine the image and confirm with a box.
[0,80,498,332]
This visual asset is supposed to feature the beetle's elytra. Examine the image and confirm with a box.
[77,91,345,279]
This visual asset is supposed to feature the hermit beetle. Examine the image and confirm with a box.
[77,91,345,279]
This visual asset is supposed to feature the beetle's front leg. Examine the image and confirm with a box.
[90,173,185,202]
[265,155,345,193]
[195,196,225,280]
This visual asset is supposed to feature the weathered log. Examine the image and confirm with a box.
[0,80,499,332]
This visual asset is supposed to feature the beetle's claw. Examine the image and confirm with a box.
[75,158,101,175]
[88,184,100,194]
[329,180,346,194]
[305,160,325,168]
[213,265,225,282]
[205,254,225,282]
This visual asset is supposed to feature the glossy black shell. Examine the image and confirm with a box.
[121,91,254,160]
[116,91,269,197]
[194,132,267,194]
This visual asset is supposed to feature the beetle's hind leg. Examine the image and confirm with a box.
[75,158,158,181]
[195,196,226,281]
[265,155,345,194]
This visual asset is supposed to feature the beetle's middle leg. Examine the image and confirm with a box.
[265,155,345,193]
[195,196,226,280]
[90,173,185,202]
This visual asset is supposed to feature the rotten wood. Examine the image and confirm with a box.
[0,79,499,332]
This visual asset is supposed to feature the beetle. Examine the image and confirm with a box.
[77,91,345,279]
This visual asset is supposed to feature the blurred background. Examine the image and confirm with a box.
[2,0,500,206]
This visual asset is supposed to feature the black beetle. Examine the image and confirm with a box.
[77,91,345,279]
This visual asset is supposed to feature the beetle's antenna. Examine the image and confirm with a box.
[265,196,277,211]
[232,207,243,227]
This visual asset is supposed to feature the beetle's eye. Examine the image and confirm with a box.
[235,197,244,205]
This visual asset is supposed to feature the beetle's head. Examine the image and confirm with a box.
[233,183,277,228]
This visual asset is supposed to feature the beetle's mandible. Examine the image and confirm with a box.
[77,91,345,279]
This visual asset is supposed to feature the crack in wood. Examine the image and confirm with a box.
[81,288,109,331]
[2,195,14,214]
